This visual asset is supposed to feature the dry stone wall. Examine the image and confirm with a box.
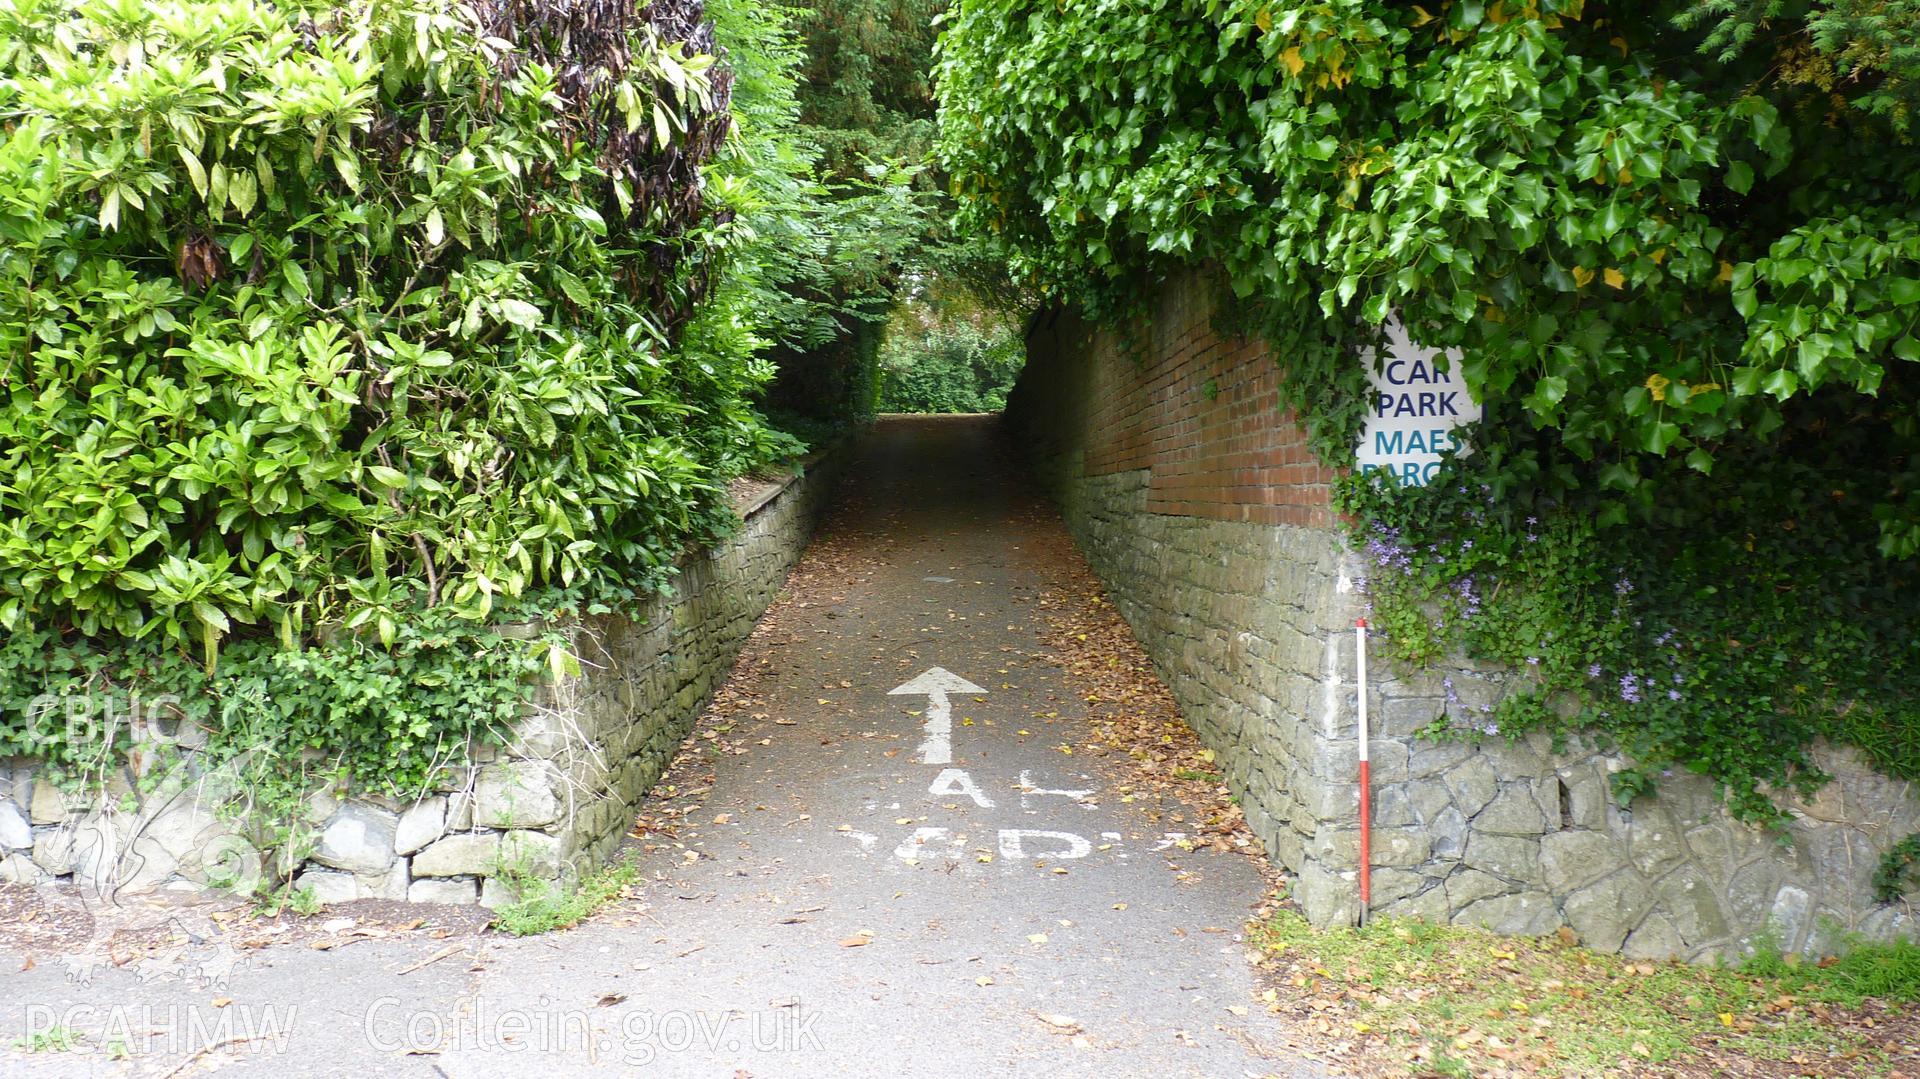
[0,455,837,907]
[1010,271,1919,959]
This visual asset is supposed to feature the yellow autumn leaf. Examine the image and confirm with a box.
[1603,267,1626,289]
[1572,265,1595,288]
[1254,5,1271,31]
[1645,373,1670,402]
[1716,259,1734,284]
[1280,47,1305,77]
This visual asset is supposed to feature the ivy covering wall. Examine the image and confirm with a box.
[938,0,1920,829]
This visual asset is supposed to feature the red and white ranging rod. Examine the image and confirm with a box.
[1356,618,1372,925]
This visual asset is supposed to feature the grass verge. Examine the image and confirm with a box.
[1251,907,1920,1077]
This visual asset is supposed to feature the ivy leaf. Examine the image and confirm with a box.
[1524,375,1569,415]
[1763,369,1800,400]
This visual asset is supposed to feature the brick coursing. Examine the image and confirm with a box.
[1019,278,1334,528]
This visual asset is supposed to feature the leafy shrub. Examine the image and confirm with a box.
[0,0,796,667]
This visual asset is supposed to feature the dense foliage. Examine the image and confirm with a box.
[1,614,545,794]
[875,282,1022,413]
[939,0,1919,542]
[0,0,913,825]
[797,0,942,180]
[755,0,948,429]
[938,0,1920,823]
[0,0,807,671]
[763,0,1032,431]
[1341,404,1920,827]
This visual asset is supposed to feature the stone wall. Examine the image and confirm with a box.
[0,455,838,907]
[1010,271,1920,959]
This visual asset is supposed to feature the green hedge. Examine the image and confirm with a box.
[0,0,798,668]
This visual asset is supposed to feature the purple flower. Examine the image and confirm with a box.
[1668,689,1682,701]
[1587,663,1603,678]
[1526,656,1541,667]
[1615,576,1635,596]
[1620,673,1643,704]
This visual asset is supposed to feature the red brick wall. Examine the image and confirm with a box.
[1017,271,1335,528]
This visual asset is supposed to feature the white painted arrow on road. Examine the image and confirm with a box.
[888,666,986,765]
